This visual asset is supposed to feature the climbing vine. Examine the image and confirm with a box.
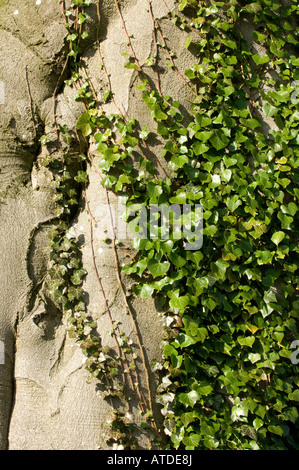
[43,0,298,450]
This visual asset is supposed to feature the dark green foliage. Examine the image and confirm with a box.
[47,0,299,450]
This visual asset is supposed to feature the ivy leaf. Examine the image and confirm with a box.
[237,336,256,348]
[248,353,261,364]
[169,251,187,267]
[196,383,213,395]
[176,333,196,348]
[289,390,299,402]
[164,344,178,358]
[161,240,174,255]
[253,418,264,430]
[231,405,248,422]
[195,114,212,127]
[169,295,190,311]
[271,231,285,246]
[240,118,261,130]
[226,195,242,212]
[139,127,150,140]
[74,171,89,183]
[182,434,201,447]
[71,268,87,286]
[169,154,189,170]
[277,212,293,229]
[263,103,278,117]
[209,130,229,150]
[147,259,170,278]
[184,35,192,49]
[125,61,139,70]
[133,283,154,298]
[152,105,167,121]
[179,390,200,408]
[252,54,270,65]
[268,425,284,436]
[76,112,93,137]
[211,259,229,280]
[192,141,209,155]
[147,181,163,199]
[169,191,187,204]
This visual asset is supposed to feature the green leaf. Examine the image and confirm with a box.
[289,390,299,402]
[133,283,154,298]
[195,114,212,127]
[76,112,93,137]
[263,103,278,117]
[74,170,89,184]
[248,353,261,364]
[196,383,213,395]
[253,31,267,42]
[237,336,256,348]
[152,105,167,121]
[169,251,187,267]
[271,231,285,246]
[179,390,200,408]
[169,191,187,204]
[182,434,201,447]
[176,333,196,348]
[67,33,78,42]
[268,425,283,436]
[125,62,139,70]
[231,405,248,422]
[147,181,163,199]
[184,35,192,49]
[252,54,270,65]
[253,418,264,430]
[277,211,293,229]
[169,295,190,311]
[169,154,189,170]
[147,259,170,278]
[256,250,274,265]
[164,344,178,358]
[161,240,174,255]
[211,259,229,280]
[192,141,209,155]
[139,127,150,140]
[240,118,261,130]
[209,130,229,150]
[186,251,203,264]
[226,195,242,212]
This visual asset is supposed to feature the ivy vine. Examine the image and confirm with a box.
[43,0,298,450]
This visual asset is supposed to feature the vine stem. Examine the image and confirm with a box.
[113,0,144,74]
[96,48,169,179]
[146,0,162,95]
[102,185,157,430]
[97,0,169,179]
[160,0,171,13]
[85,189,157,445]
[85,195,130,411]
[154,20,197,96]
[60,0,68,26]
[85,172,159,432]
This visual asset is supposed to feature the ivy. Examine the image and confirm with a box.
[44,0,299,451]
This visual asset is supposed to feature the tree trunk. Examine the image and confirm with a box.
[0,0,191,450]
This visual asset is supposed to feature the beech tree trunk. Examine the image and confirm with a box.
[0,0,194,450]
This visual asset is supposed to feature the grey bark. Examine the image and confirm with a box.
[0,0,194,450]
